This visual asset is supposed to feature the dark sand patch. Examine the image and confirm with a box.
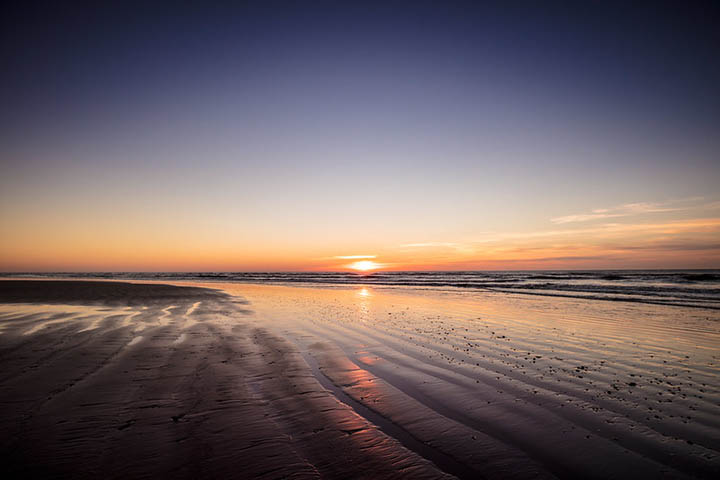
[0,280,233,306]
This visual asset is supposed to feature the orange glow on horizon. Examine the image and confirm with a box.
[347,260,381,272]
[1,209,719,271]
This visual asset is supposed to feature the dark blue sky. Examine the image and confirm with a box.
[3,1,718,139]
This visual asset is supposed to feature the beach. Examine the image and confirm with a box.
[1,279,719,479]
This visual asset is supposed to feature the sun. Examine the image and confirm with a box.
[348,260,381,272]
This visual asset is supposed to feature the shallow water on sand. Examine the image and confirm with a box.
[203,282,720,479]
[9,270,720,309]
[1,280,719,479]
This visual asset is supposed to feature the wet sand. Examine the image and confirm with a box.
[1,280,719,479]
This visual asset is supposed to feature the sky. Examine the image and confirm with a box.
[1,1,719,271]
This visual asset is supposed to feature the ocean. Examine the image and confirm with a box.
[6,270,719,310]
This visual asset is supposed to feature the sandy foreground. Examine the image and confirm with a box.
[0,280,718,479]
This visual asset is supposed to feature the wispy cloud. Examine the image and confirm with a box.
[333,254,376,259]
[702,200,720,210]
[617,242,720,252]
[400,242,460,248]
[477,218,720,243]
[391,218,720,268]
[551,213,627,224]
[550,198,704,224]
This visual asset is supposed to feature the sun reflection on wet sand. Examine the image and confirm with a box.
[181,280,720,478]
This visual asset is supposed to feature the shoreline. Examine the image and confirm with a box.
[1,279,719,478]
[3,270,718,312]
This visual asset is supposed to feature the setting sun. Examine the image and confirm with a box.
[348,260,380,272]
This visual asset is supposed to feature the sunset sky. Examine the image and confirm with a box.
[1,2,719,271]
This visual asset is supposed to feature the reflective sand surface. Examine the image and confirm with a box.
[1,280,718,479]
[213,282,720,478]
